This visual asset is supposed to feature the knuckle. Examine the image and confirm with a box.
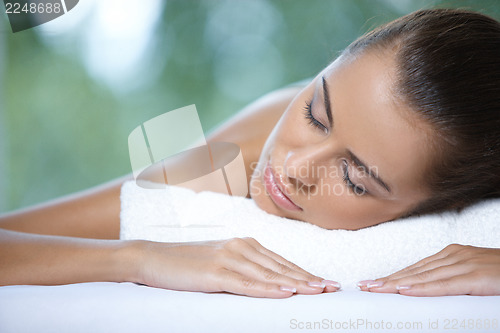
[436,279,450,290]
[444,243,463,253]
[224,238,247,251]
[262,268,279,281]
[240,278,257,289]
[287,261,303,271]
[415,270,431,282]
[277,263,292,275]
[461,246,479,257]
[243,237,260,246]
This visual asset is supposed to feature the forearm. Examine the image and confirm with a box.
[0,228,140,286]
[0,176,127,239]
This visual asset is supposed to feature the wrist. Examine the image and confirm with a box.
[111,239,147,284]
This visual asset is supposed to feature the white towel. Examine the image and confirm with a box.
[120,181,500,289]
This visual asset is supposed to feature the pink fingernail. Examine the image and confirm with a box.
[367,281,384,288]
[280,286,296,293]
[307,281,325,288]
[396,285,411,290]
[322,280,341,289]
[357,280,375,287]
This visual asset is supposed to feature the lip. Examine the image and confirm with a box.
[263,162,302,212]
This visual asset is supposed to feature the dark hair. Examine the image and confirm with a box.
[343,8,500,215]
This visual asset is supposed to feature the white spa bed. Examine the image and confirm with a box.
[1,282,499,333]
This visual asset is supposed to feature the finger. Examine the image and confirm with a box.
[246,248,341,291]
[324,283,341,293]
[242,238,316,276]
[224,254,327,295]
[393,244,467,275]
[213,268,297,298]
[227,238,340,291]
[396,274,475,297]
[382,256,459,283]
[360,248,463,291]
[241,237,324,281]
[367,264,470,294]
[384,249,455,279]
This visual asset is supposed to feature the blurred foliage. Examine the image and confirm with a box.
[1,0,500,211]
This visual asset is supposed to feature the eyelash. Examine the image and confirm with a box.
[303,100,328,133]
[342,160,368,196]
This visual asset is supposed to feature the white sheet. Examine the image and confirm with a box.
[1,282,499,333]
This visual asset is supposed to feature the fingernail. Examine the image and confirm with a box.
[322,280,341,289]
[396,285,411,291]
[307,281,325,288]
[280,286,297,293]
[367,281,384,288]
[357,280,375,287]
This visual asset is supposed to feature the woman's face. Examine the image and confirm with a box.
[250,51,433,230]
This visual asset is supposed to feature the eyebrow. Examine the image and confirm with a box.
[347,150,391,193]
[321,76,333,128]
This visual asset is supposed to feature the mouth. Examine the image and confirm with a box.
[263,162,302,212]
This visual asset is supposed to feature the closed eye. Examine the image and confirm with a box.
[342,160,368,196]
[303,100,328,134]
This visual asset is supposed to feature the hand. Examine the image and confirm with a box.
[133,237,340,298]
[358,244,500,296]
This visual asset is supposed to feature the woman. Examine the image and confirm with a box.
[1,8,500,298]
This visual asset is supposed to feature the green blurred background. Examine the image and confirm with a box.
[1,0,499,212]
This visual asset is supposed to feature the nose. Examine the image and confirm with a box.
[283,144,334,187]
